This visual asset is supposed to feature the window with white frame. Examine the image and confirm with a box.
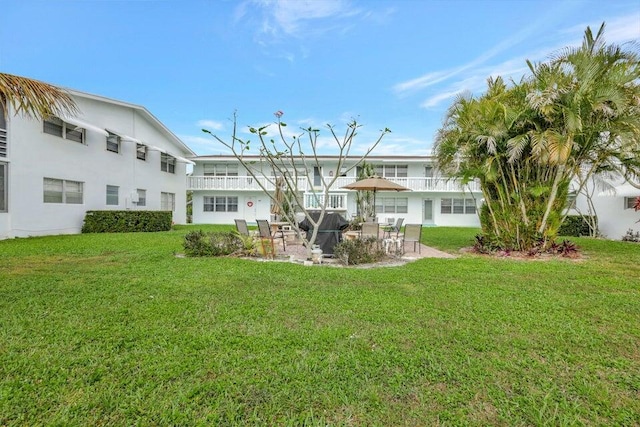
[43,117,85,144]
[161,153,176,173]
[106,185,119,205]
[374,164,408,178]
[43,178,83,204]
[203,164,238,176]
[106,132,121,153]
[204,196,238,212]
[625,196,639,209]
[375,197,408,214]
[161,192,175,211]
[0,162,7,212]
[136,144,147,161]
[441,198,476,214]
[566,193,577,209]
[136,189,146,207]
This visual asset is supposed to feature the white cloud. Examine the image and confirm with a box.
[398,10,640,111]
[236,0,367,57]
[197,120,224,130]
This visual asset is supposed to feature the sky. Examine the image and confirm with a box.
[1,0,639,157]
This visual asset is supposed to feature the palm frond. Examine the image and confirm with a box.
[0,73,78,119]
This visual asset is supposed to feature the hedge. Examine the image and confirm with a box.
[82,210,172,233]
[558,215,596,237]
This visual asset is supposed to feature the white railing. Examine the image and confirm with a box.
[304,192,348,210]
[187,175,481,192]
[0,127,6,158]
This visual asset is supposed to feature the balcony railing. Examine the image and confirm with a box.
[187,175,481,192]
[304,192,348,210]
[0,127,6,158]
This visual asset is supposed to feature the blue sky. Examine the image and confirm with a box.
[1,0,639,157]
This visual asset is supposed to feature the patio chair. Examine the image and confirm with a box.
[402,224,422,254]
[257,219,287,252]
[360,222,380,240]
[383,217,404,239]
[234,219,250,236]
[256,219,276,257]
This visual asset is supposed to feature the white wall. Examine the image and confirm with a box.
[580,195,639,239]
[0,94,190,239]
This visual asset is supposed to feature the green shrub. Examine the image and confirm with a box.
[558,215,596,237]
[82,210,172,233]
[333,237,387,265]
[183,230,245,257]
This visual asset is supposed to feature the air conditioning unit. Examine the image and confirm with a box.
[130,192,140,203]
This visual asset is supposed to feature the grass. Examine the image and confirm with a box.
[1,226,639,425]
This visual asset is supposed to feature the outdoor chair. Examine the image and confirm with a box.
[383,217,404,239]
[360,222,380,240]
[234,219,251,236]
[402,224,422,254]
[257,219,287,252]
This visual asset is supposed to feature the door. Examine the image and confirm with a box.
[423,199,434,224]
[244,196,257,222]
[313,167,322,187]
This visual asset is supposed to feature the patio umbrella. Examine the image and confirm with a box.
[341,176,410,217]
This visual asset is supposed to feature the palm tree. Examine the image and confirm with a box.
[435,23,640,251]
[0,72,77,120]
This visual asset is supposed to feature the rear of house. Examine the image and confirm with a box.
[0,89,194,239]
[188,155,482,227]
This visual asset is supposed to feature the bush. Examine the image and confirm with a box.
[333,237,387,265]
[82,210,172,233]
[558,215,596,237]
[183,230,245,257]
[621,229,640,242]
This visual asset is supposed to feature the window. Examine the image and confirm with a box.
[136,189,146,207]
[566,193,577,209]
[0,102,6,158]
[43,178,83,204]
[136,144,147,161]
[106,132,120,153]
[441,198,476,214]
[204,196,238,212]
[161,192,175,211]
[106,185,119,205]
[203,164,238,176]
[161,153,176,173]
[375,197,408,214]
[43,117,85,144]
[374,164,408,178]
[625,197,640,209]
[0,162,7,212]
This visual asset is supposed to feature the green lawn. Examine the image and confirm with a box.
[1,226,639,425]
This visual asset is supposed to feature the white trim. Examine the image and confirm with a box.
[148,145,167,153]
[61,116,109,137]
[106,129,142,144]
[176,156,196,165]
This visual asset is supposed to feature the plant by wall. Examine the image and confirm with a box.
[82,211,172,233]
[558,215,597,237]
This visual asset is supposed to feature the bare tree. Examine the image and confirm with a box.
[203,111,390,259]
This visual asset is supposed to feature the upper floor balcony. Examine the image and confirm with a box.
[187,175,481,193]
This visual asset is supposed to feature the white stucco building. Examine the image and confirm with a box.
[0,89,195,239]
[188,155,483,227]
[575,180,640,239]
